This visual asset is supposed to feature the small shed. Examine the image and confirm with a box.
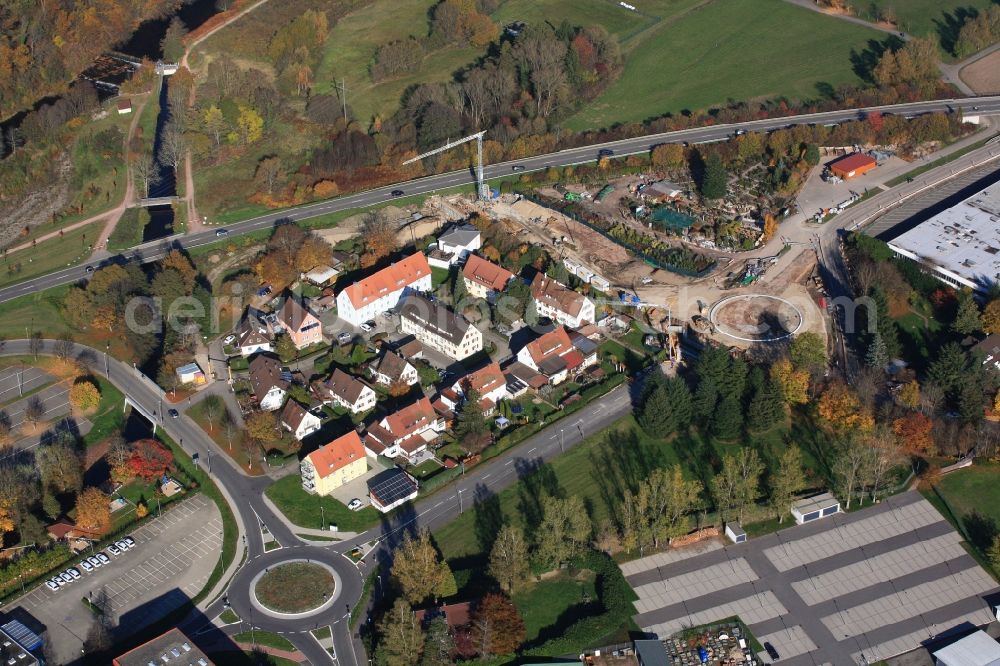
[725,522,747,544]
[634,639,672,666]
[303,264,340,286]
[932,629,1000,666]
[791,492,841,525]
[175,362,206,385]
[116,98,132,114]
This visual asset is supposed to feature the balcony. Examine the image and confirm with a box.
[300,465,315,479]
[302,480,316,493]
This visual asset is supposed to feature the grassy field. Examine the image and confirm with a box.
[254,562,335,613]
[0,221,103,289]
[265,473,381,532]
[928,462,1000,560]
[232,630,297,652]
[843,0,996,43]
[513,570,598,644]
[565,0,884,129]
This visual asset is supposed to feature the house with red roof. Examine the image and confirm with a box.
[300,431,368,495]
[335,253,432,325]
[530,273,595,328]
[462,254,514,301]
[516,326,597,385]
[363,395,444,460]
[438,361,507,415]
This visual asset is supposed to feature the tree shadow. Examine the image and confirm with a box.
[849,36,904,83]
[472,482,503,553]
[588,429,658,526]
[934,7,980,56]
[963,510,997,552]
[515,457,561,533]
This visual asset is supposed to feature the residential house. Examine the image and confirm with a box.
[399,294,483,361]
[363,395,444,460]
[395,336,424,361]
[237,316,273,357]
[516,326,596,385]
[280,400,322,441]
[530,273,596,328]
[414,601,474,631]
[175,362,206,385]
[322,368,377,414]
[335,253,432,326]
[112,629,213,666]
[371,350,419,387]
[249,354,289,411]
[974,334,1000,373]
[439,361,507,414]
[428,224,481,268]
[330,250,352,271]
[462,254,514,301]
[276,295,323,349]
[300,431,368,496]
[368,468,418,513]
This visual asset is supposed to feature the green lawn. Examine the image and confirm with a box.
[843,0,996,43]
[254,562,335,613]
[928,462,1000,562]
[512,570,597,643]
[565,0,884,129]
[0,221,103,289]
[265,473,381,532]
[232,630,297,652]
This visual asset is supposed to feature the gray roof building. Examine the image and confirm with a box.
[400,294,471,346]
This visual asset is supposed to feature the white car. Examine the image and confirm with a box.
[123,536,136,548]
[67,568,81,580]
[116,539,130,551]
[337,331,353,345]
[79,560,94,573]
[359,321,375,333]
[107,544,122,556]
[96,552,110,565]
[59,572,73,584]
[45,579,60,592]
[347,498,363,511]
[223,334,237,345]
[87,555,101,568]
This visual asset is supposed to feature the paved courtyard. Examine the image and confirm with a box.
[4,494,222,665]
[624,492,1000,665]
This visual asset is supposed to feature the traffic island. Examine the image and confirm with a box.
[251,560,337,617]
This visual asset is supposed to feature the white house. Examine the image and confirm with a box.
[530,273,596,328]
[335,253,432,326]
[399,294,483,361]
[236,316,273,357]
[428,224,481,268]
[363,396,444,461]
[438,361,507,415]
[368,468,418,513]
[932,630,1000,666]
[462,254,514,301]
[370,350,419,387]
[516,326,596,385]
[322,368,377,414]
[280,400,322,441]
[175,362,206,385]
[249,354,289,411]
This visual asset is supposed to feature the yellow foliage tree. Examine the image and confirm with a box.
[136,502,148,519]
[75,487,110,533]
[650,143,685,169]
[69,380,101,412]
[983,299,1000,335]
[818,381,874,433]
[770,358,809,404]
[898,380,921,410]
[236,106,264,145]
[0,498,14,536]
[762,213,779,242]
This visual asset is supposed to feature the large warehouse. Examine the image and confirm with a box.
[887,181,1000,295]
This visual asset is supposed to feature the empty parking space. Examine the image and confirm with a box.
[626,493,1000,665]
[4,494,222,665]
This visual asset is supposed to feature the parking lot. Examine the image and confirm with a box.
[4,495,222,665]
[624,492,1000,665]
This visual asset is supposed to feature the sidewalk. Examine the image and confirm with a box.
[259,491,361,541]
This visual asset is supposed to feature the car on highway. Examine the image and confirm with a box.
[67,567,81,580]
[337,331,353,345]
[734,128,746,136]
[80,560,94,573]
[85,265,95,274]
[360,320,376,333]
[107,544,122,556]
[348,498,363,511]
[123,536,135,548]
[87,555,101,568]
[763,642,780,660]
[512,165,525,172]
[45,579,61,592]
[96,552,110,565]
[223,334,237,344]
[597,148,614,158]
[391,189,405,197]
[168,408,179,419]
[216,229,229,237]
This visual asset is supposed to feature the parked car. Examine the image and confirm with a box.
[348,498,363,511]
[107,544,122,556]
[763,642,780,660]
[116,539,130,551]
[224,334,237,344]
[96,553,110,565]
[216,229,229,237]
[337,331,353,345]
[45,579,61,591]
[87,555,102,568]
[67,568,81,580]
[51,576,65,588]
[80,560,94,573]
[360,320,376,333]
[59,572,73,584]
[122,536,136,548]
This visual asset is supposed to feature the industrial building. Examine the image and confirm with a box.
[887,181,1000,295]
[828,152,877,179]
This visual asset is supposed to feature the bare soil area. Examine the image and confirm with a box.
[960,51,1000,94]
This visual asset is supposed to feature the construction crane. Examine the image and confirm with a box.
[402,131,489,200]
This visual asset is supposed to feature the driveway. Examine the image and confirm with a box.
[625,493,999,665]
[4,494,222,665]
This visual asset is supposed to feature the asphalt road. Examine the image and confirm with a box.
[2,96,1000,306]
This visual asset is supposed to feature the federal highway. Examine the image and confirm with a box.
[2,95,1000,305]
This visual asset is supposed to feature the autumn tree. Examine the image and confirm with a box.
[650,143,685,169]
[361,210,397,263]
[245,410,280,445]
[75,487,111,532]
[898,380,921,410]
[770,446,806,522]
[622,465,702,551]
[391,529,447,605]
[892,412,935,457]
[23,395,45,426]
[983,298,1000,335]
[818,381,873,433]
[833,437,869,509]
[488,524,529,593]
[254,156,284,195]
[536,494,590,566]
[472,593,525,657]
[762,213,779,243]
[160,17,188,62]
[37,439,83,495]
[712,448,763,523]
[70,379,101,411]
[235,106,264,145]
[106,434,133,484]
[128,439,174,481]
[377,599,424,666]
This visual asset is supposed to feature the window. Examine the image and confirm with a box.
[802,510,820,522]
[822,505,839,516]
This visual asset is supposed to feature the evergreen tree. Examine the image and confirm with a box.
[451,267,468,307]
[695,345,730,387]
[712,395,743,440]
[928,342,969,399]
[952,291,982,335]
[747,380,783,431]
[869,287,900,359]
[455,389,489,452]
[700,153,728,199]
[664,377,694,430]
[420,615,454,666]
[718,356,748,402]
[958,380,986,424]
[637,382,676,437]
[693,378,719,425]
[865,330,888,369]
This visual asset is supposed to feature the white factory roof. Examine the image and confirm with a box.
[932,630,1000,666]
[887,181,1000,294]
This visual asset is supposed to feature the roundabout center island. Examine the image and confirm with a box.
[253,560,337,616]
